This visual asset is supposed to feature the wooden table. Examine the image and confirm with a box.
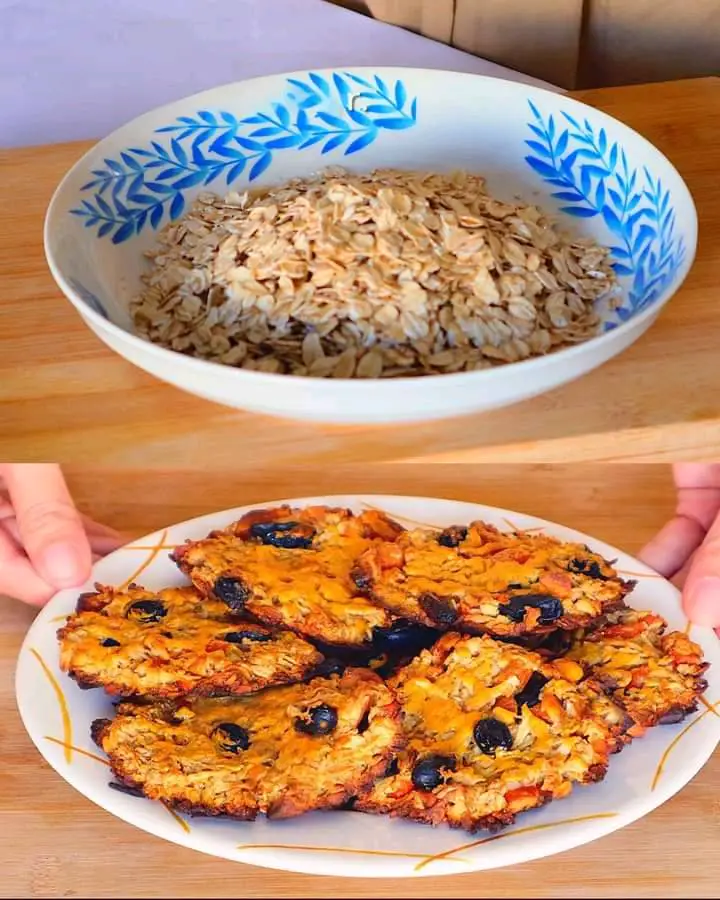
[3,464,719,899]
[1,77,719,465]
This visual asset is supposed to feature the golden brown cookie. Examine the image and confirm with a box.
[355,633,631,832]
[92,668,403,820]
[172,504,405,645]
[566,609,709,728]
[58,583,322,700]
[352,521,633,637]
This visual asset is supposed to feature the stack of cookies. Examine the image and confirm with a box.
[57,504,709,833]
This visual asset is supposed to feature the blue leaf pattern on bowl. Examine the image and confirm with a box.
[523,101,686,325]
[69,72,418,245]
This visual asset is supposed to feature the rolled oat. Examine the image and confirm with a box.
[130,168,620,378]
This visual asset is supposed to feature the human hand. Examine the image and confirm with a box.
[638,463,720,632]
[0,464,123,606]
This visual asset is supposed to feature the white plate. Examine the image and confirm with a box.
[16,495,720,878]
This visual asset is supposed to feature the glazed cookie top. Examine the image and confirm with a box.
[92,668,403,820]
[566,609,709,728]
[356,633,630,831]
[173,505,406,645]
[58,583,322,699]
[352,521,634,637]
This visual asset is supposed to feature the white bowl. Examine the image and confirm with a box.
[45,68,698,424]
[16,495,720,877]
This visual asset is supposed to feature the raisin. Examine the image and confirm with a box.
[213,722,250,753]
[515,671,550,709]
[126,599,166,623]
[568,558,607,580]
[213,577,249,612]
[101,637,121,647]
[385,758,400,777]
[249,520,315,549]
[498,593,563,625]
[473,718,513,754]
[294,704,338,735]
[534,630,572,657]
[309,657,346,678]
[437,526,468,548]
[350,566,372,593]
[411,755,456,791]
[419,592,458,627]
[223,629,271,644]
[371,619,439,654]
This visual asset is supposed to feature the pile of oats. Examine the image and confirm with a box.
[131,168,619,378]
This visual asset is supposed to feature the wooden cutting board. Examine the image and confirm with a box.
[1,78,719,465]
[2,463,719,899]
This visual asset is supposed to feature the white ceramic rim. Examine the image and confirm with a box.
[44,68,699,398]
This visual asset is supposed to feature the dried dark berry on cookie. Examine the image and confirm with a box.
[515,671,550,709]
[498,594,563,625]
[418,592,458,627]
[249,520,315,550]
[473,718,513,754]
[223,629,272,644]
[371,619,440,654]
[125,599,166,623]
[411,755,456,791]
[350,565,373,594]
[213,577,250,612]
[213,722,251,753]
[568,558,607,579]
[437,526,468,548]
[294,704,338,736]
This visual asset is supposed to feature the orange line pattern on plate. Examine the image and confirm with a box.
[615,570,666,580]
[413,812,619,872]
[118,529,170,590]
[651,698,720,791]
[501,518,545,533]
[30,648,73,764]
[124,544,177,551]
[235,842,467,865]
[359,501,440,531]
[161,802,191,834]
[699,695,720,717]
[45,737,191,834]
[44,736,109,766]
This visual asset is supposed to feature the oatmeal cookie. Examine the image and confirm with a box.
[92,668,402,820]
[355,633,630,832]
[352,521,633,637]
[173,504,405,645]
[566,609,709,728]
[58,583,322,699]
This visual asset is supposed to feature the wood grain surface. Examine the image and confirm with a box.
[2,464,719,899]
[1,78,719,466]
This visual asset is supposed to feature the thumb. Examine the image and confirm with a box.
[682,511,720,628]
[4,464,92,589]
